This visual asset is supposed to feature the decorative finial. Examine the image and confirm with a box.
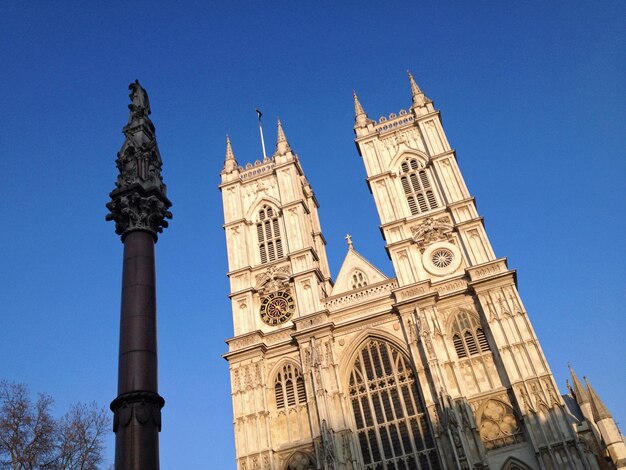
[353,91,368,128]
[345,234,353,249]
[223,134,238,174]
[407,70,422,96]
[277,118,287,142]
[353,91,365,116]
[274,118,291,156]
[407,69,430,108]
[106,81,172,241]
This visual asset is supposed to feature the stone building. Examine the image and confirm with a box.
[219,73,625,470]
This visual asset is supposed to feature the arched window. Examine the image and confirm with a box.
[257,205,283,264]
[351,270,369,289]
[400,158,438,216]
[274,364,306,410]
[349,340,441,470]
[450,311,491,359]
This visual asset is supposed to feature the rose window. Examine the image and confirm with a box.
[431,249,453,268]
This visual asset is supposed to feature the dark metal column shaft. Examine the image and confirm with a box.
[111,230,163,469]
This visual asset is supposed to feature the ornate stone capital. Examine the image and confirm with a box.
[106,81,172,241]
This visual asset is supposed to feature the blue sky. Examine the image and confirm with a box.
[1,1,624,468]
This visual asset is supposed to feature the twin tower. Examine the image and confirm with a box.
[219,73,624,470]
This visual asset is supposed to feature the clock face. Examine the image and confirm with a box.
[260,291,296,326]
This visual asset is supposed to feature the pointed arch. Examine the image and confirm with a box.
[340,329,410,384]
[252,203,285,264]
[448,309,491,359]
[345,336,441,469]
[395,154,439,216]
[501,456,533,470]
[389,149,429,172]
[271,361,307,410]
[285,451,316,470]
[350,269,369,289]
[245,195,282,222]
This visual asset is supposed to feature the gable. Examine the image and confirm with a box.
[331,247,388,296]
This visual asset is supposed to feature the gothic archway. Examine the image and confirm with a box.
[285,451,316,470]
[348,338,441,469]
[501,456,533,470]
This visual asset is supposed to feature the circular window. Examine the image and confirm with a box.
[422,242,462,276]
[431,249,453,268]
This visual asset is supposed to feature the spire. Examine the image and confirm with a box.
[222,134,238,174]
[274,118,291,156]
[407,70,431,108]
[353,91,369,128]
[585,377,612,421]
[568,364,589,404]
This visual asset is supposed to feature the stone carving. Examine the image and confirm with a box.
[324,341,333,366]
[477,400,523,450]
[324,280,397,310]
[233,369,241,391]
[407,319,417,343]
[255,363,262,384]
[286,451,316,470]
[316,420,336,469]
[411,216,453,251]
[255,265,291,294]
[517,385,535,414]
[106,81,172,240]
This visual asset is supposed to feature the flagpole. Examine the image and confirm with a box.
[256,108,267,159]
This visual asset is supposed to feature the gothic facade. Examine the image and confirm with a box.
[219,73,625,470]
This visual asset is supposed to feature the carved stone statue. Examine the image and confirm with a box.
[128,79,151,123]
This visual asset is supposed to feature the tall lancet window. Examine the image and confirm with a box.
[274,364,306,410]
[349,339,441,470]
[450,311,491,359]
[399,158,438,216]
[257,205,283,264]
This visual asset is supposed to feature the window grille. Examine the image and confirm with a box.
[351,270,369,289]
[349,340,441,470]
[399,159,438,216]
[450,311,491,359]
[275,364,306,410]
[257,205,283,264]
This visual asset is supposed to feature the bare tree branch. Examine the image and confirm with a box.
[0,382,109,470]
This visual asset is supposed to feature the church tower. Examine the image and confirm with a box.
[221,75,620,470]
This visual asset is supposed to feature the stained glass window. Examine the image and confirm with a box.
[349,340,441,469]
